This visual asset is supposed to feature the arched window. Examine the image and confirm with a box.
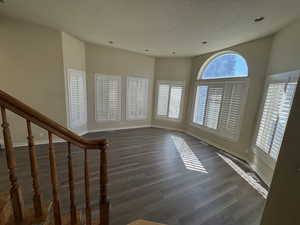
[193,51,249,141]
[198,52,248,79]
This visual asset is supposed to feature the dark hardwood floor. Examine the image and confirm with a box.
[0,128,266,225]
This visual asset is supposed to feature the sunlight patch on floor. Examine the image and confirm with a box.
[171,135,208,173]
[218,153,268,199]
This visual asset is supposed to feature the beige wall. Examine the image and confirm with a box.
[0,16,66,145]
[62,32,87,134]
[152,57,192,130]
[260,18,300,225]
[85,43,155,131]
[186,37,273,161]
[249,18,300,185]
[267,18,300,74]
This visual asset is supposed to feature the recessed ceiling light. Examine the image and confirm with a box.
[254,17,265,22]
[202,41,207,44]
[108,41,114,44]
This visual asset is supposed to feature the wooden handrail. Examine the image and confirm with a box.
[0,88,110,225]
[0,89,107,149]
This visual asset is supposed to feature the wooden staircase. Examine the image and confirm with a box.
[0,89,109,225]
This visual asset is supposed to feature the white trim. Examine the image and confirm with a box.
[151,125,185,133]
[88,125,152,133]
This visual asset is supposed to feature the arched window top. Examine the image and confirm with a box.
[198,52,248,80]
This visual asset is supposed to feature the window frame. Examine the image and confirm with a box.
[94,73,122,122]
[126,76,149,121]
[155,80,185,121]
[191,79,249,141]
[65,68,88,133]
[197,51,248,80]
[252,70,300,168]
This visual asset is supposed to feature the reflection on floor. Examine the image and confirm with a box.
[171,135,208,173]
[218,153,268,199]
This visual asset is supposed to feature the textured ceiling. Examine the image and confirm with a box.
[1,0,300,56]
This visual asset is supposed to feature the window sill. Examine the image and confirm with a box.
[155,116,182,123]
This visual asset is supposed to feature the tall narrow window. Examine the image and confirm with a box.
[156,81,184,120]
[126,77,149,120]
[67,69,87,129]
[193,51,248,141]
[95,74,121,121]
[256,78,297,160]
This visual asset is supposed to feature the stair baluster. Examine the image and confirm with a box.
[99,145,109,225]
[26,120,43,217]
[84,149,92,225]
[67,142,78,225]
[0,106,25,223]
[48,132,62,225]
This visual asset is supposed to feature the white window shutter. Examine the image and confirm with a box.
[127,77,149,120]
[269,83,296,159]
[256,82,297,159]
[205,87,224,129]
[193,86,208,125]
[95,74,121,121]
[157,84,170,116]
[256,83,285,154]
[193,81,247,140]
[67,69,87,129]
[219,82,246,140]
[168,86,183,119]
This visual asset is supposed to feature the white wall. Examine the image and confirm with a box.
[0,16,66,145]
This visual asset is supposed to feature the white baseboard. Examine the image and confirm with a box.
[88,125,151,133]
[150,125,185,133]
[0,137,66,148]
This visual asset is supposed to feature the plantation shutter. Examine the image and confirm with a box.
[68,69,87,129]
[219,82,246,140]
[157,84,170,116]
[256,82,297,159]
[193,81,247,140]
[168,85,184,119]
[194,86,208,125]
[127,77,149,120]
[204,87,224,129]
[95,74,121,121]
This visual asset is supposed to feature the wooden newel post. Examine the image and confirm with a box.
[0,107,25,223]
[26,120,43,217]
[99,144,109,225]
